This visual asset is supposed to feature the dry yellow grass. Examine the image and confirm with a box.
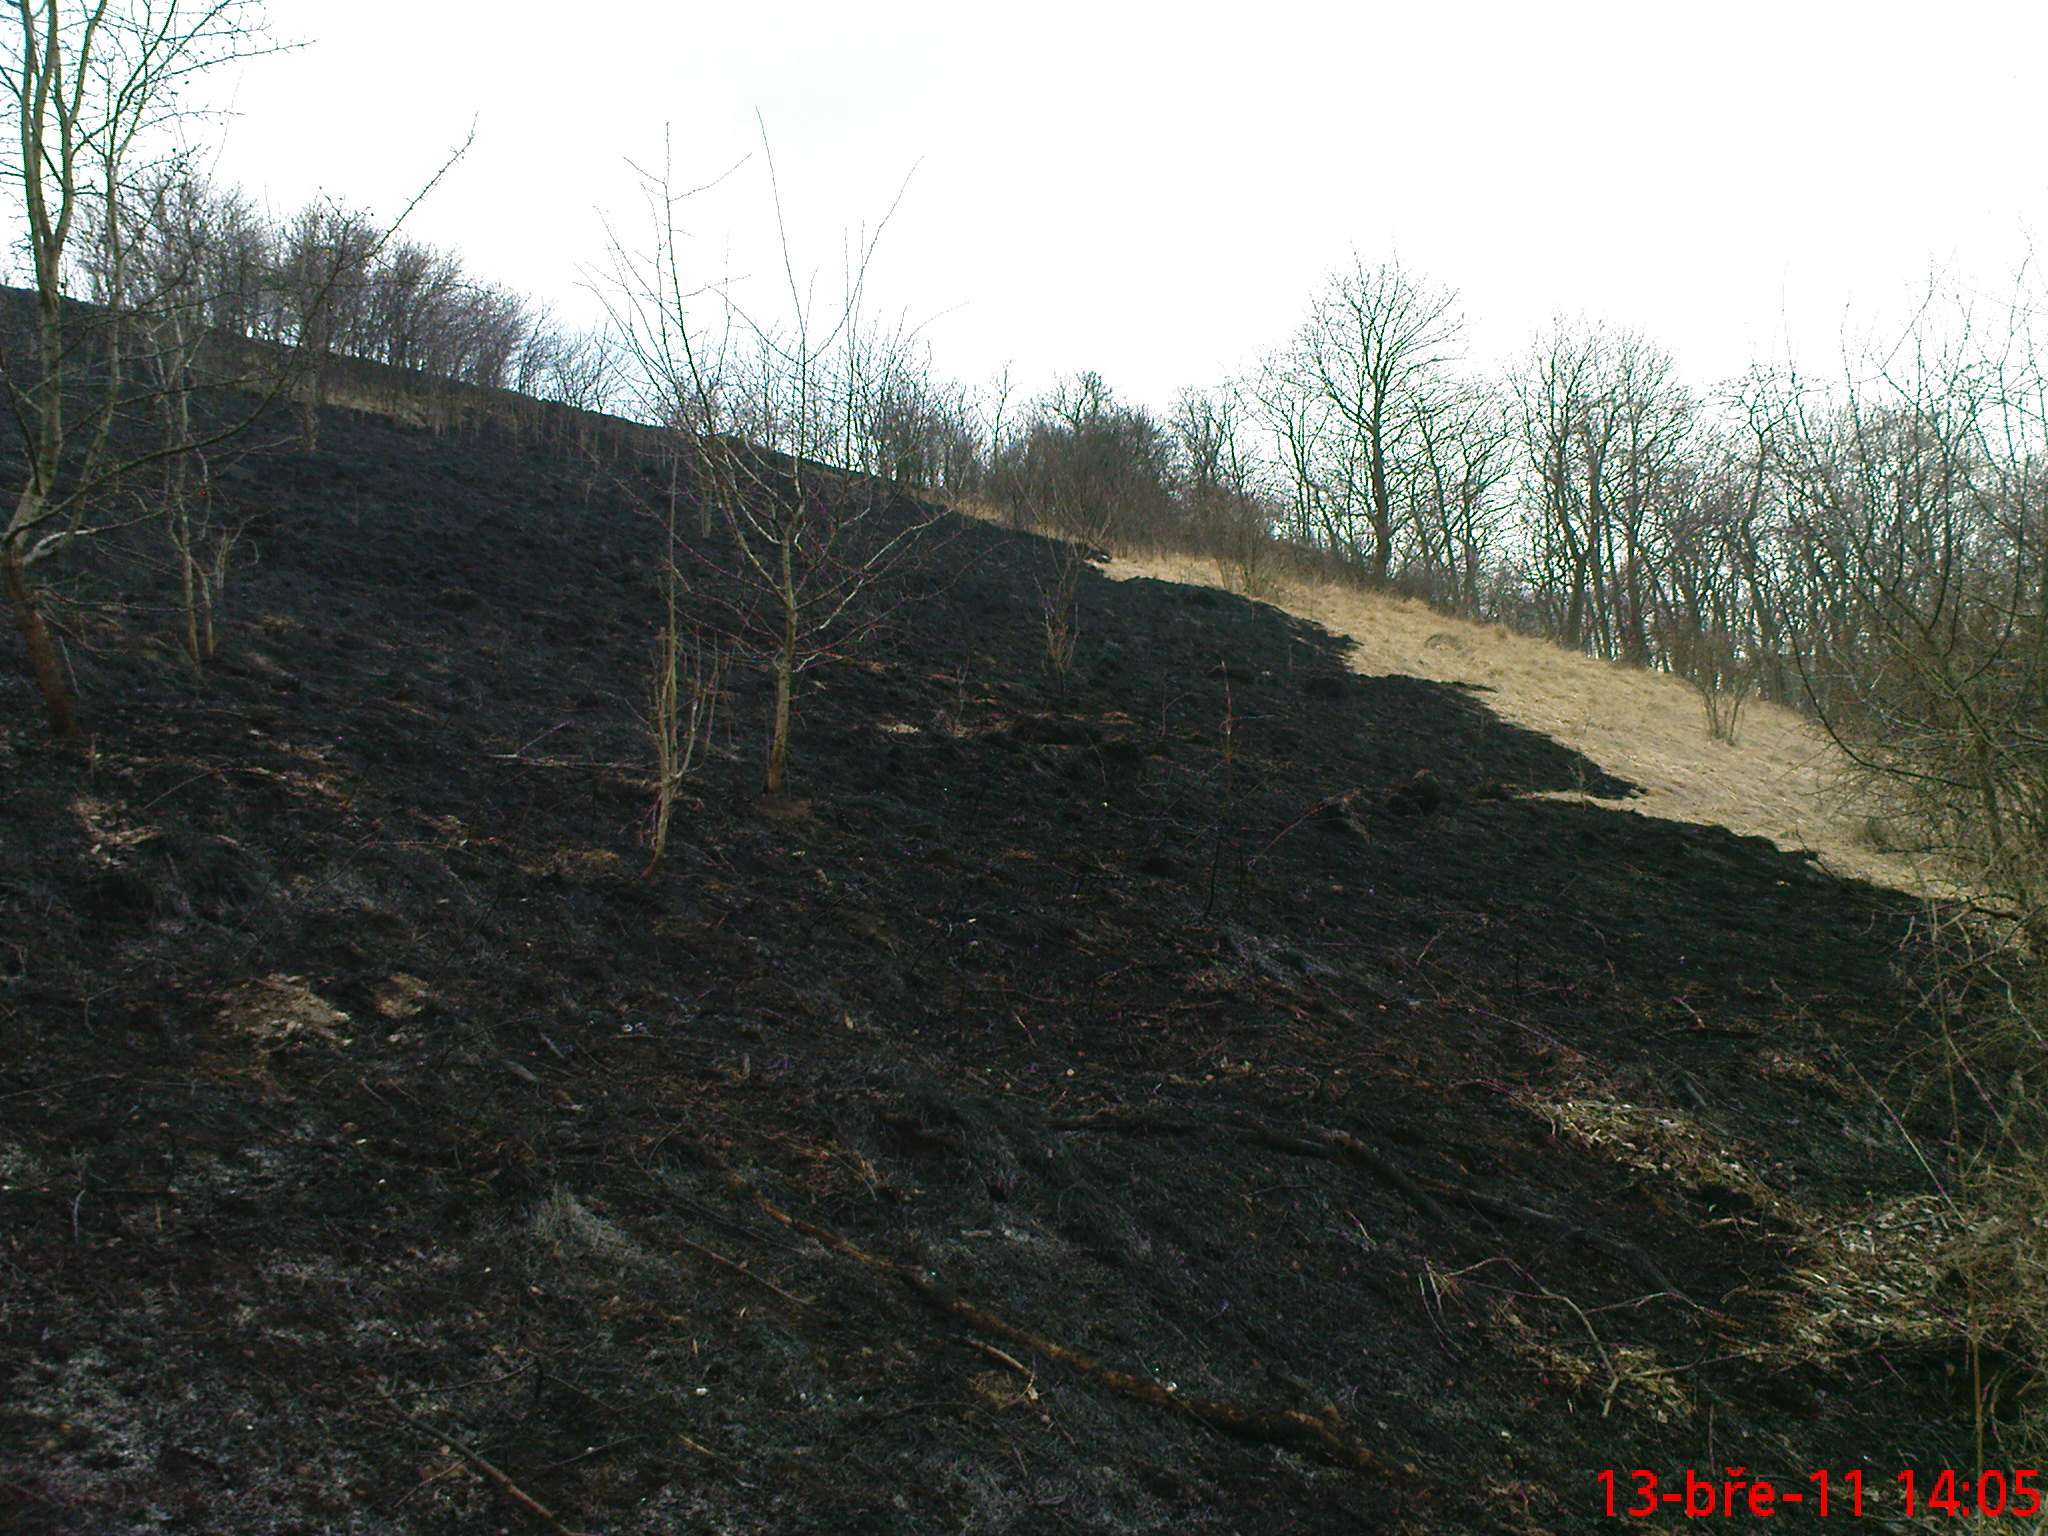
[1104,552,1941,896]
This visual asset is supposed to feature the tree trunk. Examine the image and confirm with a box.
[1366,423,1393,586]
[763,535,799,796]
[765,647,793,796]
[298,361,323,453]
[3,539,79,740]
[179,525,202,668]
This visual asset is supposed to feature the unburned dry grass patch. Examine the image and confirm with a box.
[1105,552,1940,896]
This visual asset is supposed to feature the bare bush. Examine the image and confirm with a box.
[1732,293,2048,1458]
[1768,326,2048,935]
[645,612,727,875]
[1171,385,1280,598]
[986,373,1176,688]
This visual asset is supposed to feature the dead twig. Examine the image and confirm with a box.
[671,1230,814,1306]
[1254,1126,1461,1231]
[1051,1112,1460,1229]
[1415,1178,1700,1310]
[382,1359,534,1402]
[672,1427,741,1471]
[374,1388,594,1536]
[964,1337,1035,1379]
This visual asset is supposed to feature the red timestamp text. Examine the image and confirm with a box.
[1898,1469,2044,1518]
[1597,1467,1861,1519]
[1597,1474,2048,1523]
[1596,1467,2047,1518]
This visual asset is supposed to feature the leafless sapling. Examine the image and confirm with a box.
[602,141,943,812]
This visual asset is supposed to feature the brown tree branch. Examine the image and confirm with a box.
[684,1138,1426,1486]
[374,1388,594,1536]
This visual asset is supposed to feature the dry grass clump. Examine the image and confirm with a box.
[1896,976,2048,1457]
[1507,1328,1692,1422]
[1514,1088,1775,1206]
[69,796,164,861]
[529,846,631,883]
[1427,1263,1693,1422]
[216,975,351,1047]
[530,1188,660,1272]
[1780,1195,1972,1357]
[1511,1073,1991,1392]
[369,973,434,1020]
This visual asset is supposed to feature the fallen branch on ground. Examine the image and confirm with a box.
[375,1388,593,1536]
[1050,1112,1457,1226]
[681,1137,1424,1485]
[671,1229,814,1305]
[1053,1112,1698,1309]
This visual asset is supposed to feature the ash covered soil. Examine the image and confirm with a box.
[0,402,1974,1533]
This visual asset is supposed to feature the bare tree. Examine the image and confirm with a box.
[1767,319,2048,932]
[716,226,942,797]
[269,199,378,449]
[1268,257,1463,583]
[1734,298,2048,1432]
[1,0,271,737]
[1513,323,1694,664]
[1406,378,1513,613]
[858,344,979,495]
[1247,354,1341,554]
[103,160,244,665]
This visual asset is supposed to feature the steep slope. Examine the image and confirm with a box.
[0,401,1976,1535]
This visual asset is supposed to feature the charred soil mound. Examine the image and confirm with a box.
[0,402,1972,1533]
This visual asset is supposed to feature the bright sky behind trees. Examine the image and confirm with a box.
[197,0,2048,410]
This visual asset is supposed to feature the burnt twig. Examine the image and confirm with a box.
[671,1230,814,1305]
[374,1388,594,1536]
[1055,1112,1698,1309]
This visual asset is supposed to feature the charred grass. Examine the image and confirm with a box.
[0,402,1986,1533]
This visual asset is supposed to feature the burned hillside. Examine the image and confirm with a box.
[0,398,1974,1534]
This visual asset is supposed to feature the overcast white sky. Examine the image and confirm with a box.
[198,0,2048,413]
